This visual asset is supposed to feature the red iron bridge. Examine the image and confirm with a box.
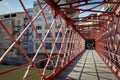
[0,0,120,80]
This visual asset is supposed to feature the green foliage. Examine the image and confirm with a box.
[0,65,52,80]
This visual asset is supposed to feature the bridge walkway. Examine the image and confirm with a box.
[55,50,118,80]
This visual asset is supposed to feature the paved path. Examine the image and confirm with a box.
[54,50,118,80]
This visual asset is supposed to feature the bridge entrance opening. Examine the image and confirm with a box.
[85,39,95,49]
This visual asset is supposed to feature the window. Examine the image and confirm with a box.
[0,37,3,40]
[11,14,16,17]
[3,20,11,25]
[24,19,29,26]
[24,36,28,41]
[18,20,21,26]
[45,7,50,12]
[36,26,42,29]
[24,48,28,52]
[4,36,10,40]
[57,23,61,28]
[29,43,33,48]
[59,32,62,37]
[0,30,4,33]
[46,15,52,20]
[36,16,42,21]
[55,32,58,38]
[35,7,40,13]
[36,33,42,38]
[0,37,2,40]
[39,33,42,38]
[23,43,28,47]
[36,43,42,51]
[36,43,40,49]
[4,15,10,18]
[17,28,21,32]
[45,43,52,50]
[56,43,61,50]
[46,33,51,38]
[0,42,11,46]
[55,32,62,38]
[0,36,10,40]
[17,50,21,54]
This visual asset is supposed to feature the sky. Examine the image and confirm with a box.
[79,4,103,17]
[0,0,103,17]
[79,0,103,17]
[0,0,36,15]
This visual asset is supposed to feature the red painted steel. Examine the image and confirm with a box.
[0,0,85,80]
[0,0,120,80]
[96,13,120,78]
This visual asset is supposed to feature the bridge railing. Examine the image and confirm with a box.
[0,0,85,80]
[96,7,120,78]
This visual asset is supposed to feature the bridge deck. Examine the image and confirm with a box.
[55,50,118,80]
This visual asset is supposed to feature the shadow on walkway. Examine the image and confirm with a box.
[54,50,118,80]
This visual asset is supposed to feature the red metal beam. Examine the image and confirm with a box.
[44,0,84,38]
[61,8,112,14]
[59,1,119,7]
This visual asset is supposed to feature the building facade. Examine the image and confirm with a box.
[21,8,35,55]
[21,0,80,55]
[0,0,79,57]
[0,12,24,57]
[33,1,63,54]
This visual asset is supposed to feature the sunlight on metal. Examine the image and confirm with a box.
[0,0,120,80]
